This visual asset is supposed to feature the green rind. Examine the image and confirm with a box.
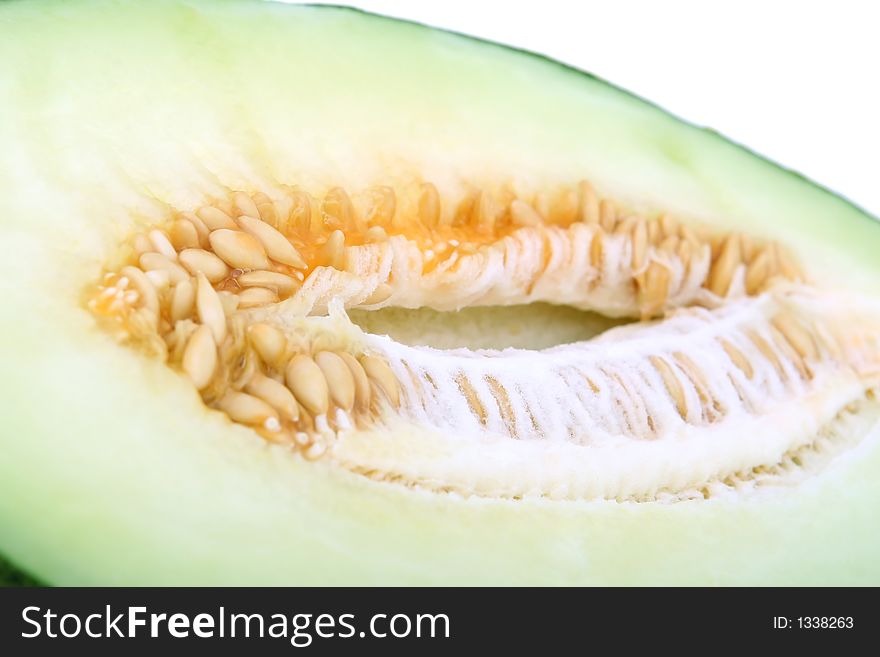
[0,554,40,587]
[0,0,878,585]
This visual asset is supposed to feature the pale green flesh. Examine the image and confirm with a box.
[1,0,879,585]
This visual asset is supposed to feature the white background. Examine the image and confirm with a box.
[303,0,880,217]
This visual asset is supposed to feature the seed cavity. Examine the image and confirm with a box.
[84,182,879,501]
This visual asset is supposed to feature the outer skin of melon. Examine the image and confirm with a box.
[1,0,879,585]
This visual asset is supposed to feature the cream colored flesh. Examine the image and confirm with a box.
[1,0,880,585]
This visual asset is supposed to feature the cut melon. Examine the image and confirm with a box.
[0,0,878,585]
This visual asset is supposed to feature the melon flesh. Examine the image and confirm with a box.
[0,0,879,585]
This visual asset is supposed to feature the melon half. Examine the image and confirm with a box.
[0,0,879,585]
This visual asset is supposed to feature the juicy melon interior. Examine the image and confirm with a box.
[2,0,880,584]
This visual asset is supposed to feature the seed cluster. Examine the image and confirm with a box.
[87,181,804,452]
[88,197,405,453]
